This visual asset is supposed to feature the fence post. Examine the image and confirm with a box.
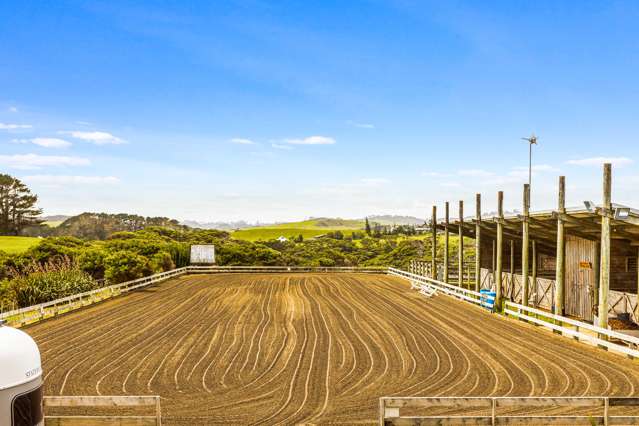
[522,184,530,306]
[156,396,162,426]
[444,202,450,283]
[475,193,482,292]
[459,200,464,288]
[604,397,609,426]
[599,163,612,330]
[495,191,504,310]
[555,176,566,316]
[491,398,496,426]
[432,205,438,280]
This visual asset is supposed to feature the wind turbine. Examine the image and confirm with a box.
[521,133,538,189]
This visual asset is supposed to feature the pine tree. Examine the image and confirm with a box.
[365,217,371,236]
[0,174,42,235]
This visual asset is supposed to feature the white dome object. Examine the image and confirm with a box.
[0,325,42,390]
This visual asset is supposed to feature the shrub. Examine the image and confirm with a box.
[6,257,98,308]
[104,250,149,283]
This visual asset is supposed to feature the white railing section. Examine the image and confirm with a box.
[186,265,387,273]
[388,267,494,310]
[44,395,161,426]
[505,301,639,358]
[0,267,188,327]
[379,396,639,426]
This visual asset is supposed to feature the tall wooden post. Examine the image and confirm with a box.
[444,202,450,283]
[532,240,537,306]
[492,239,496,287]
[510,240,515,299]
[555,176,566,316]
[475,194,482,292]
[522,184,530,306]
[598,163,612,329]
[431,205,438,280]
[495,191,504,309]
[593,242,600,314]
[458,200,464,287]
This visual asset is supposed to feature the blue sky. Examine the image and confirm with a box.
[2,1,639,222]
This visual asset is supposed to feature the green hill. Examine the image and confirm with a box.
[231,218,363,241]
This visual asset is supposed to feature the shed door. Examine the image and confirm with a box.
[565,236,596,322]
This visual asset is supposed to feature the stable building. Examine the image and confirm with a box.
[420,164,639,327]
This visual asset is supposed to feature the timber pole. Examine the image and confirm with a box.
[555,176,566,316]
[522,184,530,306]
[598,163,612,329]
[532,240,537,306]
[444,202,449,283]
[459,200,464,288]
[495,191,504,309]
[475,194,482,292]
[432,205,438,280]
[492,239,496,288]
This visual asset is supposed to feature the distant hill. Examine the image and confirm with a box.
[181,220,257,230]
[42,215,71,222]
[368,215,425,226]
[53,213,185,240]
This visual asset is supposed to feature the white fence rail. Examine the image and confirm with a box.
[0,268,188,326]
[505,301,639,358]
[388,268,494,309]
[44,395,161,426]
[379,396,639,425]
[187,265,387,273]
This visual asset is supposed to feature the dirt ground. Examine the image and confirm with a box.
[25,273,639,425]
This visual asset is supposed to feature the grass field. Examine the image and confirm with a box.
[0,236,41,254]
[28,272,639,424]
[232,218,363,241]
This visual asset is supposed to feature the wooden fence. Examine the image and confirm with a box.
[379,396,639,425]
[505,301,639,358]
[44,395,161,426]
[388,268,494,310]
[187,265,387,274]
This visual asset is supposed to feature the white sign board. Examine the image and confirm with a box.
[190,245,215,264]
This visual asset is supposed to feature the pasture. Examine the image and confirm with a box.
[231,218,362,241]
[0,235,40,254]
[27,273,639,425]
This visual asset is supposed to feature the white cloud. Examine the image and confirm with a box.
[0,154,90,170]
[230,138,256,145]
[0,123,32,130]
[8,106,18,113]
[422,171,453,178]
[566,157,633,167]
[509,164,559,177]
[23,175,120,185]
[285,135,336,145]
[346,120,375,129]
[60,130,125,145]
[12,138,72,148]
[440,182,462,188]
[360,178,390,185]
[458,169,495,177]
[271,143,293,150]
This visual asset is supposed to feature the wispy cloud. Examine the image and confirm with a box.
[509,164,559,177]
[440,182,462,188]
[0,154,90,170]
[566,157,633,167]
[272,143,293,150]
[346,120,375,129]
[23,175,120,185]
[422,171,453,178]
[8,106,18,113]
[0,123,32,130]
[285,135,336,145]
[360,178,390,185]
[230,138,256,145]
[12,138,72,148]
[458,169,495,177]
[60,130,125,145]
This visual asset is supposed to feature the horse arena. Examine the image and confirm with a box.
[26,273,639,425]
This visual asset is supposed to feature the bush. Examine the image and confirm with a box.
[104,250,149,283]
[6,257,98,308]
